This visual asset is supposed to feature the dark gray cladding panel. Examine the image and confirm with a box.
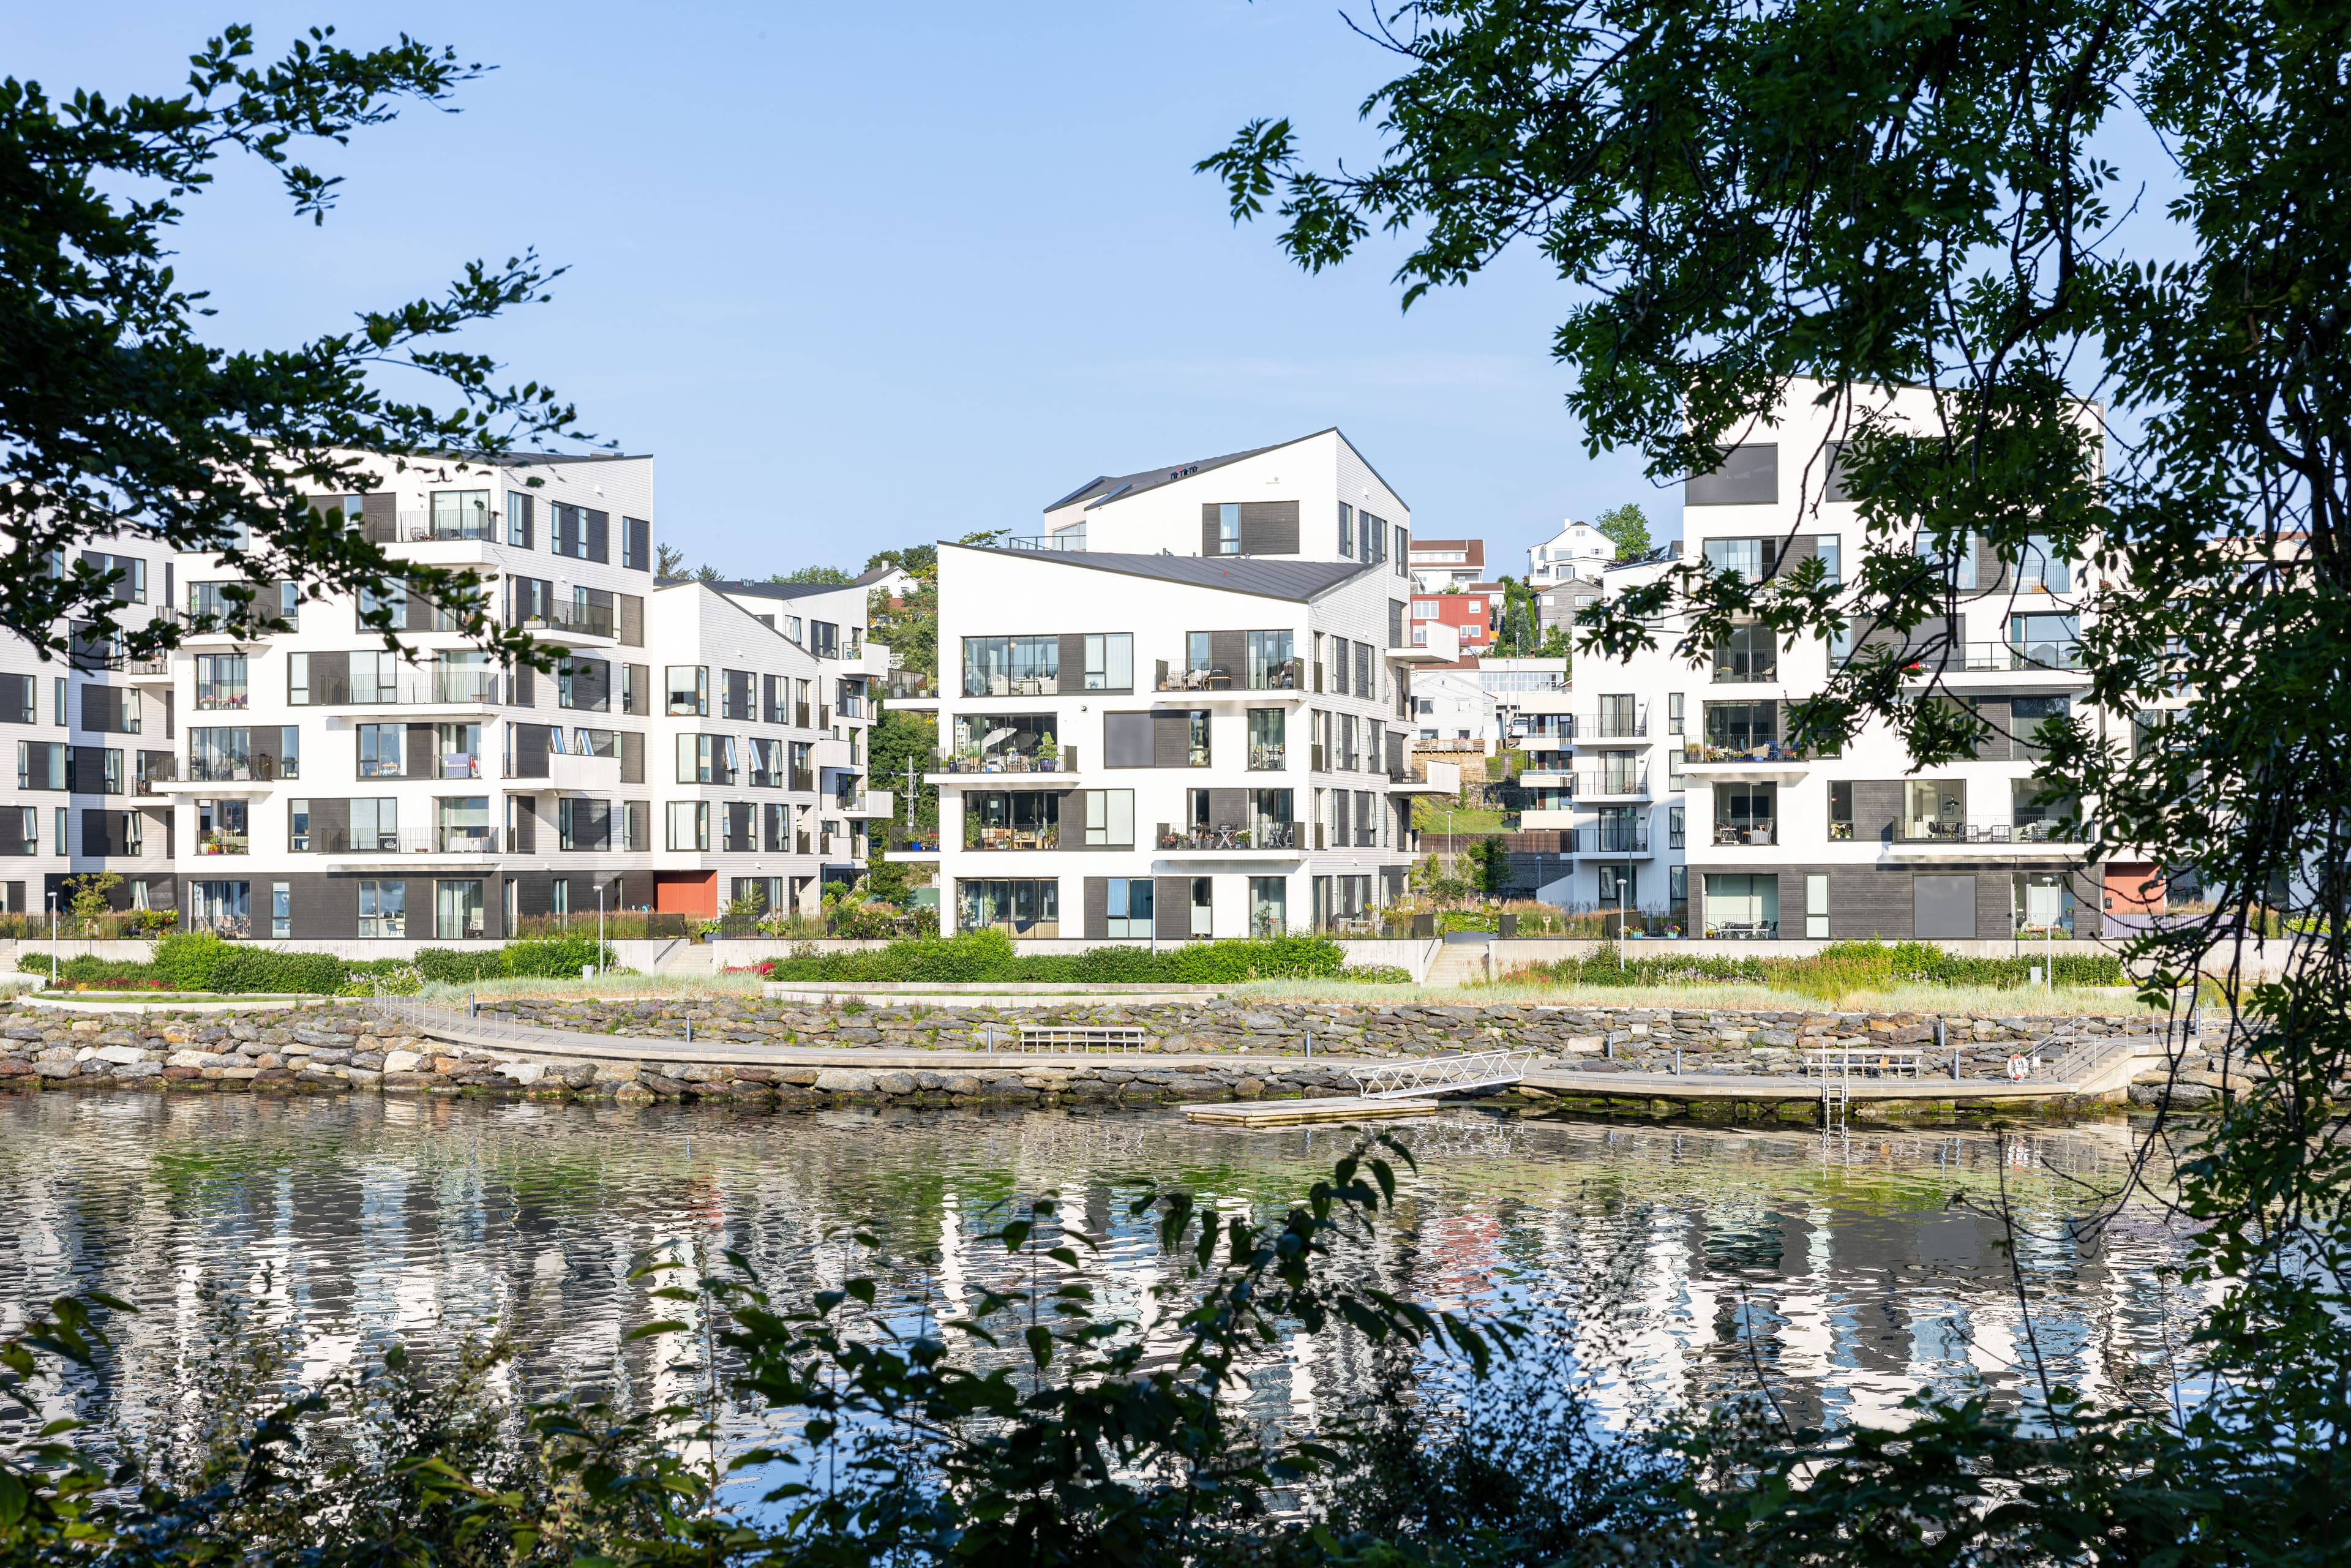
[1685,443,1777,506]
[1829,865,1912,939]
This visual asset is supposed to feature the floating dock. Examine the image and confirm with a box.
[1183,1094,1442,1127]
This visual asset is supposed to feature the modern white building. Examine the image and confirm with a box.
[1552,379,2105,939]
[920,539,1440,937]
[1526,519,1613,585]
[1030,427,1409,566]
[0,454,885,940]
[1408,537,1486,591]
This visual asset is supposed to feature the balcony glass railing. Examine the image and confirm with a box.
[184,754,291,782]
[514,600,614,639]
[1156,658,1304,694]
[966,823,1059,850]
[1250,744,1287,771]
[889,826,942,853]
[1712,823,1777,846]
[935,746,1078,775]
[1895,640,2087,673]
[1690,741,1807,763]
[1575,712,1648,738]
[1571,827,1649,853]
[195,830,249,855]
[1902,817,2086,844]
[1157,823,1299,850]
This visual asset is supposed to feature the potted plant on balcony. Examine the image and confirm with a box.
[1035,730,1057,770]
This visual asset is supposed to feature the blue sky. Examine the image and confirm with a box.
[13,2,1660,579]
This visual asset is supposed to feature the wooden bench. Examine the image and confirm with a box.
[1014,1026,1150,1054]
[1801,1046,1923,1079]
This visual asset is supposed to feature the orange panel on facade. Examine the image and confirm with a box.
[653,871,718,917]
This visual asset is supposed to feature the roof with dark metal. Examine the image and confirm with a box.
[954,546,1374,602]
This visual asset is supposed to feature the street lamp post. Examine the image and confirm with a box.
[48,892,58,989]
[596,882,606,976]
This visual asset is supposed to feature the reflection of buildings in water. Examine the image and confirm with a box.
[0,1097,2200,1456]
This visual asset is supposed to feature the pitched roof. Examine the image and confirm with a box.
[699,577,865,602]
[1409,538,1485,563]
[1041,427,1411,514]
[953,546,1373,603]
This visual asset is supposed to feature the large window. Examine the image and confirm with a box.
[1703,872,1779,939]
[961,636,1058,698]
[1212,503,1240,556]
[196,798,247,855]
[437,797,491,853]
[353,797,399,852]
[2017,533,2072,593]
[358,723,403,778]
[1248,708,1286,770]
[2014,871,2075,936]
[195,655,247,711]
[1713,783,1776,846]
[1701,538,1774,582]
[358,880,405,938]
[1082,633,1132,692]
[188,727,250,782]
[1104,877,1153,938]
[1712,624,1777,683]
[2011,695,2071,759]
[429,490,490,540]
[2010,613,2080,669]
[959,878,1059,936]
[435,651,495,703]
[436,879,486,939]
[1702,700,1777,759]
[188,880,251,936]
[1828,781,1854,840]
[1247,630,1297,690]
[1905,779,1965,842]
[1084,790,1134,847]
[964,790,1059,850]
[1248,876,1288,937]
[1250,789,1294,848]
[951,713,1063,771]
[2012,779,2078,842]
[667,800,708,850]
[666,666,708,717]
[1597,865,1636,907]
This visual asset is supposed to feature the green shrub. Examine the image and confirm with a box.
[413,947,503,984]
[151,932,232,990]
[758,931,1384,985]
[500,932,616,978]
[1499,939,2126,997]
[15,953,167,988]
[206,948,348,995]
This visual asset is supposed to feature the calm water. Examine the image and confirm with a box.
[0,1092,2200,1446]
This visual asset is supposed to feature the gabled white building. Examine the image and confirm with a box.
[0,454,885,942]
[1031,428,1409,568]
[1526,519,1613,585]
[921,540,1439,936]
[1554,379,2107,939]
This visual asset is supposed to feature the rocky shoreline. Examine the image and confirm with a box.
[0,996,2207,1114]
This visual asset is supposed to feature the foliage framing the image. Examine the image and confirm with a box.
[0,25,593,664]
[1200,0,2350,1554]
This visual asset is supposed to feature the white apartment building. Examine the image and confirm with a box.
[0,528,180,920]
[0,454,882,940]
[1031,427,1409,565]
[1526,518,1613,585]
[920,541,1438,937]
[1408,537,1486,591]
[1555,380,2105,939]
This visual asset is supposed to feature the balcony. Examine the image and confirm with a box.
[319,675,504,711]
[546,752,622,793]
[122,655,174,684]
[1682,742,1813,779]
[1153,659,1308,699]
[1155,823,1306,854]
[1560,770,1651,799]
[512,600,616,646]
[1569,827,1651,855]
[812,735,857,771]
[320,829,503,865]
[1248,743,1288,771]
[1389,621,1460,666]
[836,789,894,819]
[1895,639,2089,677]
[1891,816,2090,855]
[154,755,291,793]
[887,825,942,857]
[790,766,817,792]
[931,746,1079,782]
[1711,823,1778,847]
[1573,712,1649,741]
[193,830,249,856]
[967,823,1060,851]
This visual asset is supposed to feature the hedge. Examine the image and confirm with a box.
[1505,939,2126,996]
[15,935,613,994]
[758,930,1406,985]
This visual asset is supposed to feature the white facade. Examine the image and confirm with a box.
[1033,428,1409,568]
[0,453,882,940]
[1408,538,1486,592]
[1526,519,1613,585]
[1548,379,2105,937]
[929,541,1430,936]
